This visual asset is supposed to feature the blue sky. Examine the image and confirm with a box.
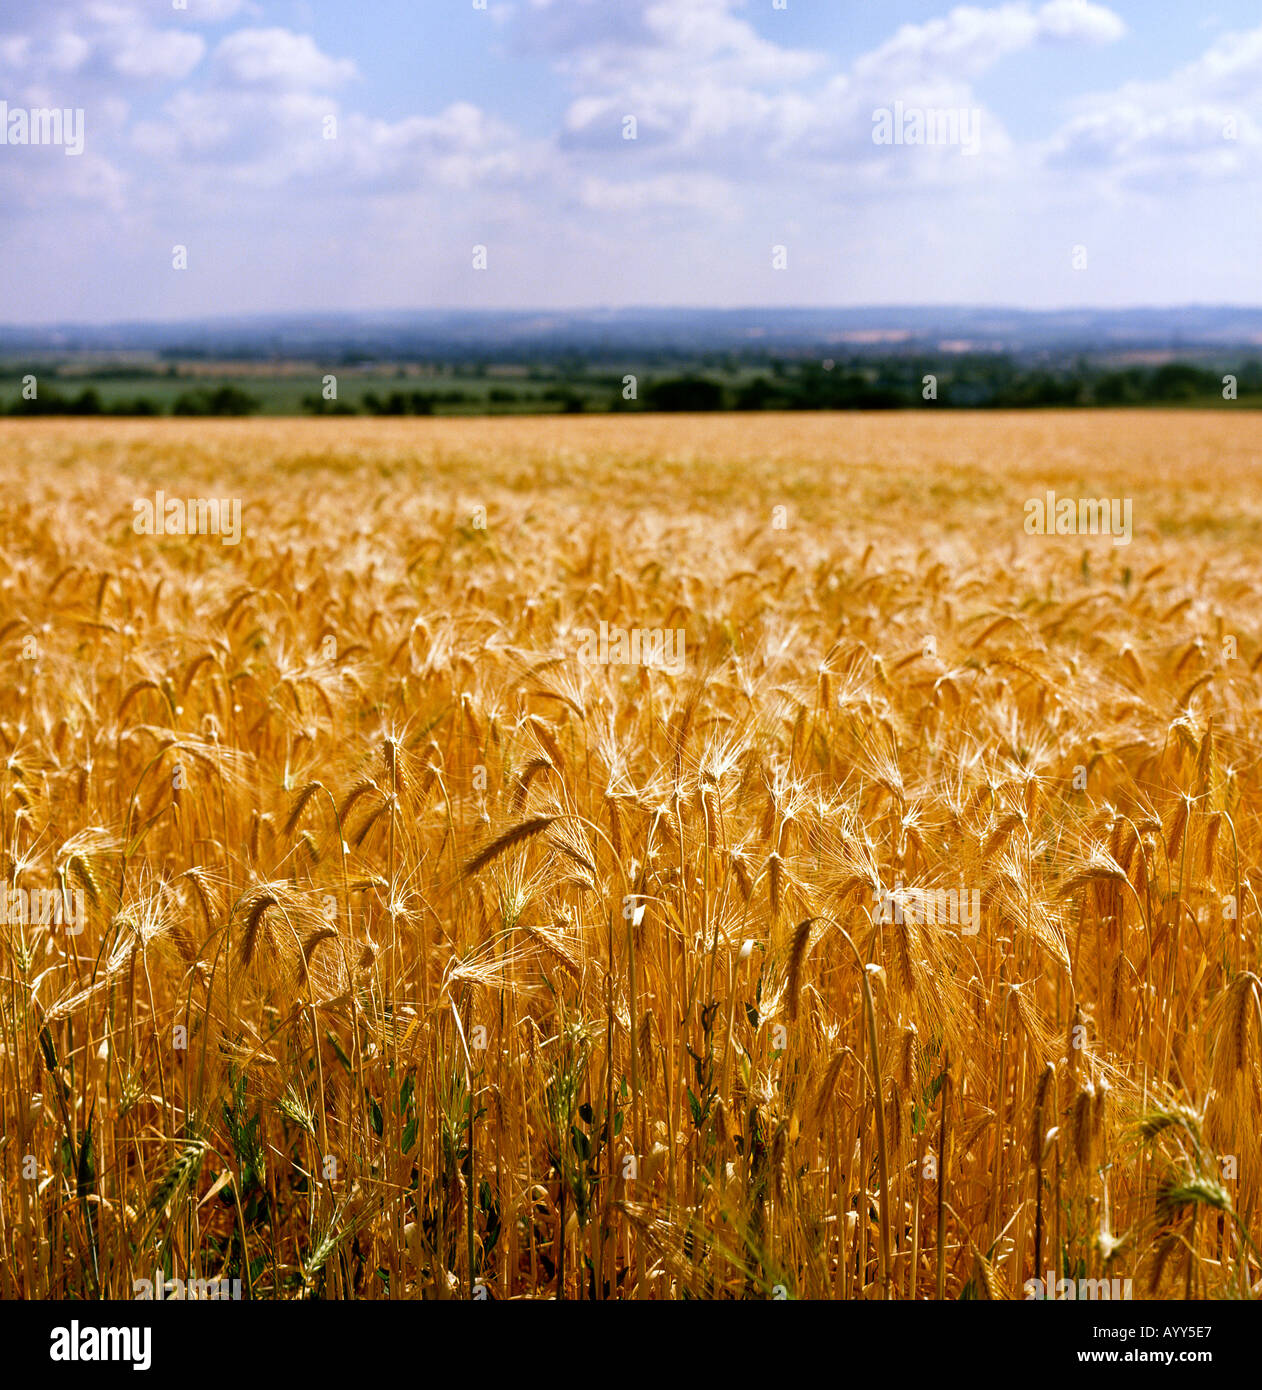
[1,0,1260,322]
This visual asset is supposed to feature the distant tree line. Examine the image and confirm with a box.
[4,384,262,416]
[304,385,586,414]
[4,358,1260,416]
[626,360,1262,411]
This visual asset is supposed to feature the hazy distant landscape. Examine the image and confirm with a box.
[4,306,1262,416]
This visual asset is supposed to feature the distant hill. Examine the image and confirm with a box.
[4,306,1262,363]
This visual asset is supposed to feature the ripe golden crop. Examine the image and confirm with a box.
[1,411,1260,1300]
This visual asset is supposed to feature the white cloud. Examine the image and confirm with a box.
[1167,24,1262,102]
[183,0,256,19]
[3,0,1261,319]
[528,0,822,86]
[1035,0,1126,44]
[211,28,358,90]
[0,2,207,84]
[555,0,1063,192]
[334,103,544,191]
[1042,21,1262,185]
[854,1,1123,86]
[110,29,205,81]
[131,89,540,199]
[42,31,93,73]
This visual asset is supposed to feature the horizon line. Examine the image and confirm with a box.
[5,302,1262,333]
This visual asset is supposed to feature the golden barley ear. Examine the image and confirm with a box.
[638,1009,656,1085]
[1194,715,1214,796]
[970,1242,1008,1300]
[546,820,598,878]
[787,917,814,1021]
[890,913,919,1002]
[116,678,163,724]
[808,1050,849,1133]
[899,1024,919,1093]
[462,814,559,878]
[178,867,216,936]
[1213,971,1262,1082]
[351,800,389,848]
[338,777,381,823]
[768,850,783,919]
[284,780,324,837]
[604,790,623,860]
[239,890,279,970]
[527,715,565,770]
[522,923,582,984]
[510,756,554,812]
[66,853,101,909]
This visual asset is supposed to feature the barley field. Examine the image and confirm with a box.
[2,411,1261,1301]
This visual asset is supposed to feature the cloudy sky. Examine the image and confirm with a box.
[0,0,1258,322]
